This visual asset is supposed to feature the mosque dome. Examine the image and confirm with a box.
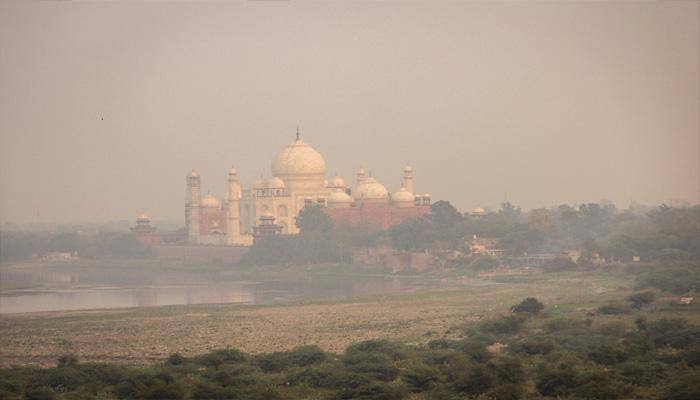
[392,186,415,204]
[272,137,326,177]
[136,213,150,222]
[328,189,352,205]
[266,177,286,189]
[471,207,486,216]
[355,177,389,200]
[328,174,346,189]
[189,170,199,178]
[201,193,220,208]
[228,167,237,176]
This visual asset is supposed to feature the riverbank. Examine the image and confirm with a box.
[0,270,634,367]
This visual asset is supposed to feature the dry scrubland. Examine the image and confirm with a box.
[0,270,641,368]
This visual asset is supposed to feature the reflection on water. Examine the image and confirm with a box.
[0,265,446,314]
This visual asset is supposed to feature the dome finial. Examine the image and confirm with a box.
[296,125,300,140]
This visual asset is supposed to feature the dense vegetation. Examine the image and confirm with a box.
[2,294,698,400]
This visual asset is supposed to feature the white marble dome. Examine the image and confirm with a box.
[136,213,150,222]
[355,177,389,200]
[328,174,346,189]
[266,177,286,189]
[201,193,220,208]
[392,186,415,203]
[328,189,353,207]
[272,138,326,177]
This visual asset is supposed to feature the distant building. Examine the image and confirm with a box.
[469,207,487,219]
[130,214,160,245]
[470,235,504,258]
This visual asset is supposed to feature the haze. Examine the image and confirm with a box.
[1,1,698,225]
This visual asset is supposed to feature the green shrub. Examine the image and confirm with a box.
[596,303,630,315]
[345,340,408,360]
[343,352,399,382]
[628,290,656,309]
[535,366,577,397]
[24,387,56,400]
[543,317,591,332]
[451,364,494,396]
[332,381,408,400]
[509,338,555,355]
[57,354,79,368]
[486,383,523,400]
[166,353,187,365]
[616,360,667,385]
[401,362,442,392]
[588,343,629,365]
[481,315,525,335]
[511,297,544,315]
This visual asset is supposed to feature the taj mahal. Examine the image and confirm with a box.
[180,130,431,246]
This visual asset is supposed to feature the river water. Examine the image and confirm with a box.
[0,263,458,314]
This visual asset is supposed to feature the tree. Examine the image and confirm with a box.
[511,297,544,315]
[295,204,333,235]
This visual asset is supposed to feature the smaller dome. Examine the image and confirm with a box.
[328,189,352,204]
[471,207,486,216]
[328,174,346,189]
[228,167,237,175]
[355,177,389,200]
[266,177,285,189]
[136,213,150,222]
[392,186,415,203]
[201,192,220,208]
[189,170,199,178]
[404,164,413,172]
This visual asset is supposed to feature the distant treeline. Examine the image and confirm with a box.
[2,202,698,266]
[2,295,698,399]
[242,202,700,266]
[0,232,150,262]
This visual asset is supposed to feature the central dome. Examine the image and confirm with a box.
[272,138,326,177]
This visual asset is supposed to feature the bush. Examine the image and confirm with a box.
[343,352,400,382]
[481,316,525,335]
[254,345,327,372]
[56,354,79,368]
[451,364,494,396]
[588,343,629,365]
[509,338,555,355]
[486,383,523,400]
[596,303,630,315]
[628,291,656,309]
[287,362,369,389]
[332,381,408,400]
[401,362,442,392]
[511,297,544,315]
[345,340,408,360]
[535,366,577,397]
[166,353,187,365]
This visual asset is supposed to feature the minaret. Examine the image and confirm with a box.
[186,170,201,244]
[356,167,366,185]
[403,164,414,194]
[226,167,242,245]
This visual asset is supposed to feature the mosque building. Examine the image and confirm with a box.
[183,130,431,246]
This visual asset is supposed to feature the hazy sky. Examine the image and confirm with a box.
[1,1,698,224]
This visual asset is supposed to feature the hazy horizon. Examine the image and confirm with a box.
[1,1,698,225]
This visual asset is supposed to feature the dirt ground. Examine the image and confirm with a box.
[0,272,630,367]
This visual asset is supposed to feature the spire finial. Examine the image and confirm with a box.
[296,125,300,140]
